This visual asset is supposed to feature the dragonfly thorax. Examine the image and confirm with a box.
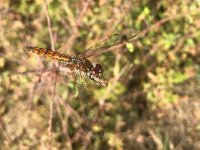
[72,57,103,76]
[71,56,93,72]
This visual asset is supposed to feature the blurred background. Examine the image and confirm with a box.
[0,0,200,149]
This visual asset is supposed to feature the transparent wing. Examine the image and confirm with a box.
[79,33,137,58]
[72,71,101,132]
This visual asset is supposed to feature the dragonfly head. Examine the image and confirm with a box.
[92,64,103,77]
[73,57,108,86]
[86,63,108,86]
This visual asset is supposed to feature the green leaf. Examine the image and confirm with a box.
[126,43,134,53]
[143,7,150,15]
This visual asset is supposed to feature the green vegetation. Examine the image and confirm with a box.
[1,0,200,149]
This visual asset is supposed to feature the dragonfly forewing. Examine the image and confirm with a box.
[79,33,137,58]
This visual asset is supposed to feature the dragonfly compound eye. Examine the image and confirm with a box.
[92,64,103,76]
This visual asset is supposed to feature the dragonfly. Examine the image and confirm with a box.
[27,33,137,86]
[27,33,137,133]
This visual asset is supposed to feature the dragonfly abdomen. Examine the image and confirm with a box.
[27,47,71,62]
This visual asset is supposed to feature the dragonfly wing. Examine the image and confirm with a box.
[79,33,137,58]
[72,71,97,130]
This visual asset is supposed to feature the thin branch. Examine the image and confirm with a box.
[135,8,200,41]
[43,0,55,51]
[57,96,82,125]
[58,0,91,53]
[48,95,53,137]
[54,96,72,150]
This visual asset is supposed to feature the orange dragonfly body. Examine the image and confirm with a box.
[27,33,136,86]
